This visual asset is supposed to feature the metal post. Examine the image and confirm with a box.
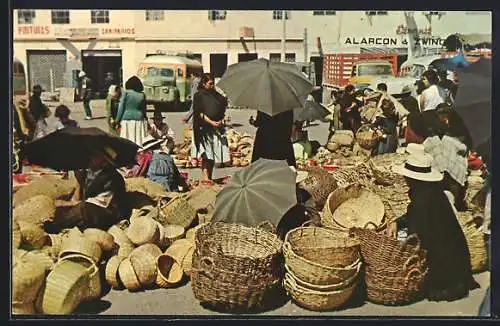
[281,10,286,62]
[304,28,308,63]
[50,68,54,93]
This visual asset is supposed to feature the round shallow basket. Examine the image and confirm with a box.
[126,217,160,246]
[105,255,125,290]
[299,166,339,210]
[350,225,426,269]
[356,125,379,150]
[59,235,102,264]
[283,272,358,311]
[17,220,48,249]
[58,254,101,301]
[118,258,142,291]
[283,241,361,286]
[156,254,184,288]
[107,225,133,247]
[83,228,115,252]
[284,226,361,268]
[12,301,36,315]
[41,258,96,315]
[13,220,21,250]
[364,262,427,306]
[284,263,361,292]
[194,222,283,277]
[163,225,186,247]
[322,183,385,231]
[165,239,195,276]
[158,195,197,229]
[46,233,63,258]
[12,259,47,304]
[129,247,158,286]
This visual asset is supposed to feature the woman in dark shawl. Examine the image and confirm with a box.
[191,73,230,182]
[392,152,478,301]
[250,110,296,167]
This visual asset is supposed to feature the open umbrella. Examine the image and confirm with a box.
[453,57,491,150]
[430,53,471,72]
[24,127,139,170]
[211,158,297,228]
[293,99,330,122]
[216,58,314,116]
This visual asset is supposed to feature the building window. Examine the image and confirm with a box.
[313,10,336,16]
[91,10,110,24]
[272,11,291,20]
[18,10,36,24]
[145,10,164,21]
[269,53,295,62]
[51,10,70,24]
[285,53,296,62]
[366,11,388,16]
[208,10,227,20]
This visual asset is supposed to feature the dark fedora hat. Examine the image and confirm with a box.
[32,84,45,92]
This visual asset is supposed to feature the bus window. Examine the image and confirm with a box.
[177,68,184,78]
[13,61,27,96]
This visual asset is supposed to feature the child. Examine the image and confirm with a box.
[54,105,79,130]
[146,138,188,192]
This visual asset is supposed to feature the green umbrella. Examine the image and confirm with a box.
[216,58,314,116]
[211,158,297,228]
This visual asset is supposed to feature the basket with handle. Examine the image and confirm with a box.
[298,166,339,210]
[57,253,102,301]
[157,195,197,229]
[284,224,361,268]
[83,228,115,252]
[283,271,358,312]
[350,223,427,268]
[131,243,162,258]
[59,233,102,264]
[105,255,125,290]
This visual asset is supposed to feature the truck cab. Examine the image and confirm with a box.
[348,60,394,87]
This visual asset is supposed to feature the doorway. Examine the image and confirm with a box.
[81,50,123,98]
[210,53,228,78]
[27,50,67,92]
[238,53,258,62]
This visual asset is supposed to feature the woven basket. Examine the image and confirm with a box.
[356,125,379,150]
[83,228,115,252]
[105,255,125,290]
[164,225,186,247]
[285,263,361,292]
[155,221,168,249]
[12,259,47,304]
[284,226,361,268]
[284,272,358,311]
[107,225,133,248]
[118,258,142,291]
[58,254,101,301]
[17,220,48,249]
[186,223,208,242]
[156,254,184,287]
[457,212,488,273]
[13,220,21,250]
[158,195,197,229]
[350,224,427,269]
[24,250,55,272]
[46,233,63,258]
[129,247,158,286]
[13,249,29,266]
[299,167,339,210]
[41,259,96,314]
[12,301,36,315]
[116,243,135,258]
[364,261,427,306]
[126,217,160,246]
[322,183,385,231]
[13,194,56,226]
[59,235,102,264]
[166,239,195,277]
[194,222,283,278]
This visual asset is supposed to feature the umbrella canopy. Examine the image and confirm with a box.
[24,127,139,170]
[211,158,297,228]
[453,58,491,149]
[293,99,330,122]
[216,58,314,116]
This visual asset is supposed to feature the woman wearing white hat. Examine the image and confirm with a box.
[391,151,478,302]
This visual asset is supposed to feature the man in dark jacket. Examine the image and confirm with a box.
[339,84,361,133]
[79,71,93,120]
[29,84,51,139]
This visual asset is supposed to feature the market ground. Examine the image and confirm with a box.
[42,99,490,317]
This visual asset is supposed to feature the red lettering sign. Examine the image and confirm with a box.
[101,27,135,35]
[18,26,50,35]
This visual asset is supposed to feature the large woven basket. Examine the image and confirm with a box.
[129,247,158,286]
[364,259,427,306]
[105,255,125,290]
[186,223,208,242]
[58,254,101,301]
[299,166,338,210]
[83,228,115,252]
[59,235,102,264]
[12,259,47,304]
[321,183,385,232]
[126,217,160,246]
[158,195,197,229]
[284,226,360,268]
[283,272,358,311]
[456,212,488,273]
[41,258,96,314]
[118,258,142,292]
[356,125,379,150]
[194,222,283,278]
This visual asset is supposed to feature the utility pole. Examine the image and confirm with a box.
[281,10,286,62]
[303,28,308,63]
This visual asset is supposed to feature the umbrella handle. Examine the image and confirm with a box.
[199,256,215,278]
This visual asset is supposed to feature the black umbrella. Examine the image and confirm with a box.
[24,127,139,170]
[293,99,330,122]
[453,58,491,150]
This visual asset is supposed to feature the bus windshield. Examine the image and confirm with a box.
[358,64,392,76]
[13,61,27,96]
[145,67,174,78]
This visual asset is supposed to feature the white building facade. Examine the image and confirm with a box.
[13,10,491,95]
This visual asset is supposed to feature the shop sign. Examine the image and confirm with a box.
[54,28,100,39]
[344,36,445,47]
[101,28,135,35]
[17,26,50,35]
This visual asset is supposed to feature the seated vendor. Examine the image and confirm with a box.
[292,127,313,163]
[46,148,128,233]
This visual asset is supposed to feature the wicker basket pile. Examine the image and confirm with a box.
[191,222,284,311]
[350,224,428,306]
[282,226,361,311]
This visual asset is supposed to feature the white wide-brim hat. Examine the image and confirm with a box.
[289,166,309,184]
[78,71,86,78]
[139,136,163,152]
[405,143,425,155]
[391,151,443,182]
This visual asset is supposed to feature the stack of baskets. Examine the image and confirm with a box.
[191,222,284,311]
[350,223,428,306]
[282,226,362,311]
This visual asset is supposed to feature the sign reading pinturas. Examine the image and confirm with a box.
[344,37,445,47]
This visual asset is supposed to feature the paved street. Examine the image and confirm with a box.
[45,99,489,317]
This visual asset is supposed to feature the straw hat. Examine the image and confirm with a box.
[405,143,426,156]
[392,151,443,182]
[289,166,309,184]
[139,135,163,152]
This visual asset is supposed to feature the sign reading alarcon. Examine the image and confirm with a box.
[18,26,50,35]
[344,36,445,47]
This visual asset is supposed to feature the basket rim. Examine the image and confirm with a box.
[285,262,361,291]
[284,272,358,295]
